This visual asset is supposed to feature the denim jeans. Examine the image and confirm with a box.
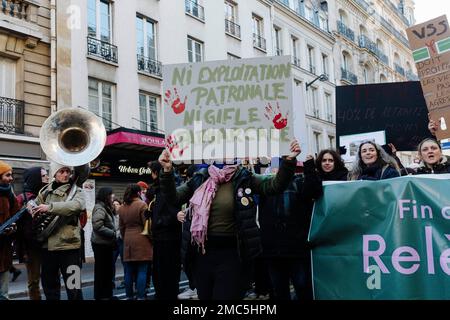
[0,271,9,300]
[124,261,148,299]
[112,238,124,284]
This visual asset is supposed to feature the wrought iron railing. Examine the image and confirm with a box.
[253,33,266,51]
[406,70,419,81]
[394,63,405,76]
[225,19,241,38]
[137,54,162,77]
[337,21,355,42]
[341,68,358,84]
[185,0,205,21]
[87,37,118,63]
[292,56,301,68]
[359,35,389,65]
[380,17,410,48]
[275,48,283,56]
[0,97,24,134]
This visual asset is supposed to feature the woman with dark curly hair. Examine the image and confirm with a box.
[315,149,349,181]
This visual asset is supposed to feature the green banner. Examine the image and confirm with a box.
[309,175,450,299]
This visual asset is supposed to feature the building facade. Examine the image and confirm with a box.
[0,0,52,185]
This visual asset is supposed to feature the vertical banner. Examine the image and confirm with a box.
[407,15,450,140]
[162,56,297,163]
[309,176,450,299]
[82,179,95,258]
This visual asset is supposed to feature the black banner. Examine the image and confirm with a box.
[336,81,430,151]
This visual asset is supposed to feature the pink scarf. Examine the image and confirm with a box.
[189,165,238,253]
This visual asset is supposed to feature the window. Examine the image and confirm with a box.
[274,26,282,55]
[0,57,16,99]
[313,131,321,155]
[227,53,240,60]
[136,16,157,60]
[225,1,236,22]
[328,135,335,148]
[342,52,349,70]
[252,15,265,50]
[322,53,328,76]
[308,46,315,74]
[309,87,319,117]
[225,1,240,38]
[88,0,112,43]
[139,93,159,132]
[187,37,203,62]
[295,0,305,16]
[88,78,114,130]
[325,93,333,122]
[291,36,300,67]
[185,0,205,21]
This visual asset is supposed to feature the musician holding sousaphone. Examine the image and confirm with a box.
[29,107,106,300]
[0,160,20,300]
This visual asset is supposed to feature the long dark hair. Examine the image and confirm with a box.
[96,187,113,207]
[123,184,142,205]
[315,149,346,175]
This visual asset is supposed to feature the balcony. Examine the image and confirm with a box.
[341,68,358,84]
[225,19,241,39]
[394,63,405,76]
[185,0,205,22]
[383,0,410,26]
[1,0,38,23]
[87,37,118,64]
[380,17,410,48]
[0,97,24,134]
[137,54,162,78]
[406,70,419,81]
[353,0,371,12]
[253,33,266,51]
[337,21,355,42]
[292,56,301,68]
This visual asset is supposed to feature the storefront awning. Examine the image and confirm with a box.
[105,127,165,152]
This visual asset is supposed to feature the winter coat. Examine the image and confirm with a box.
[259,165,323,258]
[35,181,86,251]
[160,158,297,263]
[0,184,20,272]
[318,167,349,181]
[357,164,400,180]
[91,201,116,246]
[416,156,450,174]
[118,198,153,262]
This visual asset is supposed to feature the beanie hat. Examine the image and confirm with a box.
[49,161,73,178]
[0,160,12,176]
[137,181,148,189]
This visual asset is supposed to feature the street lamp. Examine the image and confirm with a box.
[306,73,329,90]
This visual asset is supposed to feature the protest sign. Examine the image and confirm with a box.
[336,82,429,151]
[162,56,298,163]
[309,176,450,299]
[407,15,450,139]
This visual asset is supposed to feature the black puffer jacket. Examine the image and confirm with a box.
[259,159,323,258]
[416,156,450,174]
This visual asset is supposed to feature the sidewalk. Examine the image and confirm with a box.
[8,257,124,300]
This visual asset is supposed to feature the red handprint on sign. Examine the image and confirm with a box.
[164,87,187,114]
[264,102,289,130]
[166,135,188,159]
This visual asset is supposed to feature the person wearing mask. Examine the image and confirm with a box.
[158,139,301,300]
[31,162,88,300]
[258,157,322,300]
[16,167,49,300]
[91,187,117,300]
[118,184,152,300]
[314,149,349,182]
[147,160,182,300]
[348,141,400,181]
[415,138,450,174]
[0,161,20,300]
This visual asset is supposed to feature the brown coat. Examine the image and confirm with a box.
[0,188,19,272]
[118,198,152,262]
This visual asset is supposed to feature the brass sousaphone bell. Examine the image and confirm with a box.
[40,108,107,166]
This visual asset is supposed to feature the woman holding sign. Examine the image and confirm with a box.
[348,141,400,181]
[416,138,450,174]
[158,139,300,300]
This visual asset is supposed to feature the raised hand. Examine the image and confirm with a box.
[164,87,187,114]
[428,113,440,136]
[166,135,188,159]
[264,102,289,130]
[286,139,301,160]
[158,149,173,173]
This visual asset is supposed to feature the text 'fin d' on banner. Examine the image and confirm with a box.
[407,15,450,140]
